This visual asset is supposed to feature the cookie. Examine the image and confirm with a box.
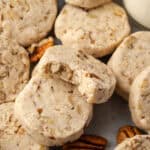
[0,35,30,104]
[115,135,150,150]
[65,0,111,9]
[0,102,48,150]
[108,31,150,100]
[33,45,116,104]
[55,3,130,58]
[15,75,93,146]
[129,67,150,132]
[0,0,57,46]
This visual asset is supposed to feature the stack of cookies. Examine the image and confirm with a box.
[0,0,150,150]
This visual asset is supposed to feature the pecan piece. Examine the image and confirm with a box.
[117,125,143,144]
[63,135,107,150]
[29,37,54,62]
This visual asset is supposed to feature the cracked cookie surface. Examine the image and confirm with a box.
[33,45,116,104]
[129,67,150,132]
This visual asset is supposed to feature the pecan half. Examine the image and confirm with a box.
[63,135,107,150]
[29,37,54,62]
[117,125,143,144]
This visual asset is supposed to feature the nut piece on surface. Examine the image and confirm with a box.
[117,125,143,144]
[63,134,107,150]
[29,37,54,62]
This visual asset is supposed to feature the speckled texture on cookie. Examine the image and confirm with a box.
[115,135,150,150]
[129,67,150,132]
[55,3,130,58]
[108,31,150,100]
[65,0,111,9]
[15,76,93,146]
[0,0,57,46]
[33,45,116,104]
[0,35,30,104]
[0,102,48,150]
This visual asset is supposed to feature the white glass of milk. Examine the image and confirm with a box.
[123,0,150,29]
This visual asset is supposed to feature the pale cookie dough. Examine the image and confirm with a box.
[108,31,150,100]
[129,67,150,132]
[65,0,111,9]
[0,0,57,46]
[15,75,93,146]
[115,135,150,150]
[55,3,130,58]
[0,102,48,150]
[0,35,30,104]
[33,45,116,104]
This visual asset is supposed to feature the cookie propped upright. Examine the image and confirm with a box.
[33,45,116,104]
[108,31,150,100]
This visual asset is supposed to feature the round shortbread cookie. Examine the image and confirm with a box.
[0,102,48,150]
[55,3,130,58]
[115,135,150,150]
[0,0,57,46]
[65,0,111,9]
[33,45,116,104]
[0,35,30,104]
[108,31,150,100]
[129,67,150,132]
[15,75,93,146]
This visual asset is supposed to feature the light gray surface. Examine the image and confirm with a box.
[52,0,148,150]
[86,95,133,149]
